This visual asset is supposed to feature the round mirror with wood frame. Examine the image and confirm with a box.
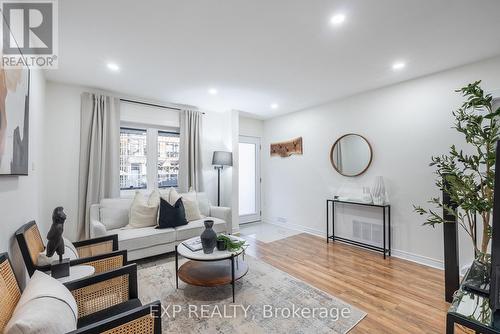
[330,134,373,177]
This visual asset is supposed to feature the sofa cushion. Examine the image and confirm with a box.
[5,271,78,334]
[110,226,176,251]
[180,190,209,217]
[175,217,226,241]
[128,191,160,228]
[182,197,202,222]
[158,198,188,228]
[100,198,132,230]
[196,192,210,217]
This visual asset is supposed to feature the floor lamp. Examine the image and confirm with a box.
[212,151,233,206]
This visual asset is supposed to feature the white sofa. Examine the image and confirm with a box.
[89,192,231,261]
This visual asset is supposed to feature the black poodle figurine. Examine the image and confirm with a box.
[46,207,67,262]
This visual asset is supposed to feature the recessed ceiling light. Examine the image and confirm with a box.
[271,103,279,109]
[330,14,346,26]
[392,62,406,71]
[107,62,120,72]
[208,88,218,95]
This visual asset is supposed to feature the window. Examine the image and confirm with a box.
[120,128,147,190]
[157,131,180,188]
[120,126,180,191]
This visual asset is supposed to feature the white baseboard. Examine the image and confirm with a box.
[264,218,324,238]
[390,249,444,270]
[263,217,445,271]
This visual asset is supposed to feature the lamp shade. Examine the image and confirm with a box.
[212,151,233,166]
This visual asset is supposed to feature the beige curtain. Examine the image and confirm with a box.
[77,93,120,240]
[178,109,203,192]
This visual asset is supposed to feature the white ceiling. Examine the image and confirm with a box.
[46,0,500,119]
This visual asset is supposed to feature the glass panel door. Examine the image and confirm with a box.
[239,136,261,224]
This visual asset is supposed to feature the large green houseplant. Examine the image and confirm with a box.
[414,81,500,263]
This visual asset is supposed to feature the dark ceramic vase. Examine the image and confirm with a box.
[200,220,217,254]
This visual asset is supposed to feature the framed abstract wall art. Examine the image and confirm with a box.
[0,65,30,175]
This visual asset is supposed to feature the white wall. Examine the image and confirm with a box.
[262,56,500,269]
[239,116,264,138]
[0,69,46,282]
[42,82,87,240]
[42,81,238,239]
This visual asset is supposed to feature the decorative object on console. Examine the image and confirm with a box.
[200,220,217,254]
[270,137,303,157]
[336,183,372,203]
[47,207,70,278]
[212,151,233,206]
[362,186,373,204]
[371,176,387,205]
[0,65,30,175]
[330,134,372,177]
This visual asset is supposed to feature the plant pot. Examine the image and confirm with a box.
[216,239,227,251]
[200,220,217,254]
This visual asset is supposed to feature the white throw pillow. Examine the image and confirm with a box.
[100,198,132,230]
[182,197,203,222]
[159,187,172,203]
[5,271,78,334]
[195,192,210,217]
[169,187,181,205]
[128,191,160,228]
[37,237,79,266]
[182,190,209,217]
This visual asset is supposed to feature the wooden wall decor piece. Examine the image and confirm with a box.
[270,137,303,157]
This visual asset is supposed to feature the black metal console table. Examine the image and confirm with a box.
[326,199,391,258]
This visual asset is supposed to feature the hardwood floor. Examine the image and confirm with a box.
[244,232,466,334]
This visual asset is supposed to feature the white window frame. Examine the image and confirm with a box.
[120,122,180,197]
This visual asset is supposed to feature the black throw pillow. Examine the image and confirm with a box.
[157,197,188,229]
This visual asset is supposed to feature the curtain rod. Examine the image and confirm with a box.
[120,98,205,114]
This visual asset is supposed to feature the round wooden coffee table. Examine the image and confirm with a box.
[175,236,249,302]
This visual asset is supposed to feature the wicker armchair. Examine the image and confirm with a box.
[0,253,162,334]
[15,221,127,277]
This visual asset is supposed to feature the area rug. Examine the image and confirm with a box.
[138,255,366,333]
